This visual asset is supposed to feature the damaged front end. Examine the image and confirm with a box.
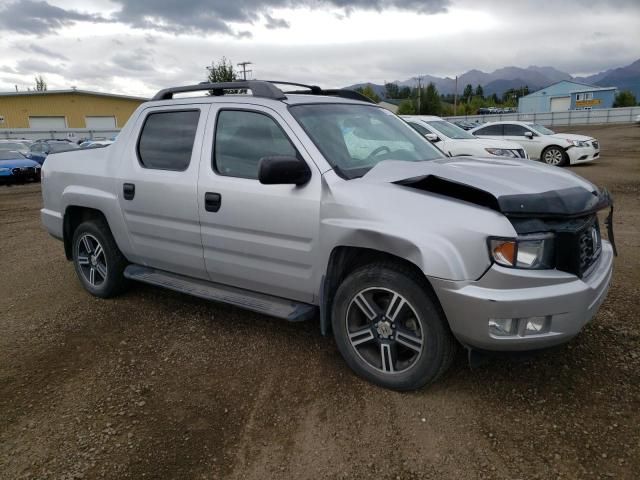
[396,175,617,278]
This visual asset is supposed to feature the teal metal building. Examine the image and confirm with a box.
[518,80,616,113]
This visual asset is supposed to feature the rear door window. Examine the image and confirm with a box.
[474,124,504,136]
[137,110,200,171]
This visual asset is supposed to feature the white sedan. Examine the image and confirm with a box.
[401,115,528,159]
[470,121,599,166]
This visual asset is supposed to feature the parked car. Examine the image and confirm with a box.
[41,80,615,391]
[0,140,31,155]
[470,121,600,166]
[79,140,114,149]
[0,151,41,184]
[635,114,640,125]
[28,140,79,164]
[402,115,528,159]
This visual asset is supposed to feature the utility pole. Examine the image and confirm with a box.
[414,76,424,114]
[454,75,458,116]
[237,61,253,80]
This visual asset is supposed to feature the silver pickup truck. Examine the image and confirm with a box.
[41,80,615,390]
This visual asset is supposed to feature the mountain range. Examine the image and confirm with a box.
[347,59,640,99]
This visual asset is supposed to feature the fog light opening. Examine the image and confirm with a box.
[489,318,516,337]
[524,316,551,335]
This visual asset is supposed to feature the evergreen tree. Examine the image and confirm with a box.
[613,90,637,107]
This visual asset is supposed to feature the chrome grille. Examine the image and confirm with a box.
[577,219,601,276]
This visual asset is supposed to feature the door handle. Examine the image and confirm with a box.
[123,183,135,200]
[204,192,221,212]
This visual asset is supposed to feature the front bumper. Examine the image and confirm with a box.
[567,145,600,165]
[431,241,613,351]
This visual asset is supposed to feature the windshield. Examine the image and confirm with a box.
[289,104,444,179]
[529,124,555,135]
[426,120,476,140]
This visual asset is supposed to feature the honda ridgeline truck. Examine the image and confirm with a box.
[41,81,616,390]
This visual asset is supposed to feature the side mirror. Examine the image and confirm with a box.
[524,131,534,139]
[258,156,311,186]
[425,133,440,142]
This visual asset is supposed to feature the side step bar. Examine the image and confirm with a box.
[124,265,317,322]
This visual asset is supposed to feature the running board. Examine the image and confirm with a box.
[124,265,317,322]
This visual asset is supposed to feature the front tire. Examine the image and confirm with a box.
[72,220,128,298]
[542,146,568,166]
[331,263,456,391]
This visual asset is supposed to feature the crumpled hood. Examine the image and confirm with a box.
[549,133,594,143]
[362,157,609,217]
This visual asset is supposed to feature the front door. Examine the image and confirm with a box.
[197,104,321,302]
[502,123,542,159]
[116,104,210,280]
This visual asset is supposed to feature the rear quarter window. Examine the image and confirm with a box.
[137,110,200,171]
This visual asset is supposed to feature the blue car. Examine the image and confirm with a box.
[27,140,79,164]
[0,151,42,184]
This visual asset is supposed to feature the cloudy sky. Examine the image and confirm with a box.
[0,0,638,97]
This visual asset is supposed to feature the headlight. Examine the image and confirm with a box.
[569,140,590,147]
[489,233,555,269]
[485,148,518,158]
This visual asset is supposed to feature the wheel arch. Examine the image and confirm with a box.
[319,246,445,336]
[63,206,110,260]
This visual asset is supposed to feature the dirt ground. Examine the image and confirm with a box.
[1,124,639,480]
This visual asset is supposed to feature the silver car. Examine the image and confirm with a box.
[41,81,615,390]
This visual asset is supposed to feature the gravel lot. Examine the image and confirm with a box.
[1,124,639,480]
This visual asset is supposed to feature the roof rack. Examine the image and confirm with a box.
[264,81,375,103]
[151,81,287,101]
[151,80,375,104]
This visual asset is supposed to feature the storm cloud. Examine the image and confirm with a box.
[0,0,450,35]
[0,0,110,35]
[0,0,638,96]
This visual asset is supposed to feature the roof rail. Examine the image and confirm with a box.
[151,81,287,101]
[151,80,375,104]
[266,80,376,104]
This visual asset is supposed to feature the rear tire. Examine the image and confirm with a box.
[72,220,128,298]
[542,146,568,166]
[331,262,456,391]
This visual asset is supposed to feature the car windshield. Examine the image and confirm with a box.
[289,104,444,179]
[529,124,555,135]
[426,120,476,140]
[0,151,25,160]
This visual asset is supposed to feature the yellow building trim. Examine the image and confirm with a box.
[0,92,145,129]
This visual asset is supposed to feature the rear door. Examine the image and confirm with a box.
[197,104,321,302]
[116,104,210,280]
[472,123,503,140]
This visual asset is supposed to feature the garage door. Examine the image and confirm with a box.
[550,96,571,112]
[85,116,117,129]
[29,116,67,129]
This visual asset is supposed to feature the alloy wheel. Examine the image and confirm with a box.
[76,234,108,287]
[544,148,564,165]
[345,287,424,374]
